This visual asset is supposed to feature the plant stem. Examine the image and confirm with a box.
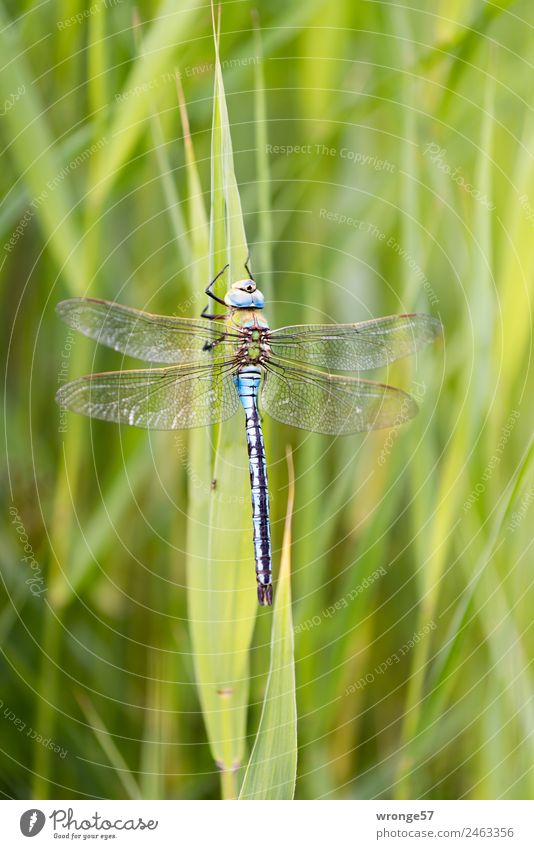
[220,767,238,800]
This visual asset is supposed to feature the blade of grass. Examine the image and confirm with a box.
[492,91,534,417]
[128,22,195,797]
[25,0,111,794]
[251,10,273,302]
[76,692,142,800]
[48,444,150,607]
[177,76,226,799]
[424,436,534,718]
[91,0,204,208]
[213,20,248,280]
[87,0,109,123]
[129,9,193,274]
[396,31,494,800]
[0,2,85,294]
[139,651,165,800]
[0,124,101,241]
[179,19,258,799]
[239,447,297,800]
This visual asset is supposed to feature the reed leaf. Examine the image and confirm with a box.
[90,0,204,207]
[76,692,142,800]
[0,2,84,294]
[239,449,297,800]
[180,16,257,799]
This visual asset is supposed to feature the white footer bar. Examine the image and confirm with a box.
[2,799,533,848]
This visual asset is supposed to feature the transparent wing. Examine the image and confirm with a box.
[56,362,240,430]
[268,313,442,371]
[56,298,239,364]
[261,364,418,435]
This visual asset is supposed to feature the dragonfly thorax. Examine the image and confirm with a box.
[232,321,271,366]
[225,279,265,309]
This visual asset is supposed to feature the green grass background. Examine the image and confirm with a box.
[1,0,534,800]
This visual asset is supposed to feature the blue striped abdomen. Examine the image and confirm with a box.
[234,366,272,606]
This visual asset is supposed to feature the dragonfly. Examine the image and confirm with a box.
[55,264,442,606]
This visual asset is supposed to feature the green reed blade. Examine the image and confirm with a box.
[179,17,258,799]
[76,692,142,800]
[240,448,297,800]
[251,10,273,300]
[0,2,85,295]
[90,0,204,208]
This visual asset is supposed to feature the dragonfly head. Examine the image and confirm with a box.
[225,279,265,309]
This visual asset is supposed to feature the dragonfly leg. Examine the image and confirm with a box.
[204,263,229,307]
[202,333,227,352]
[201,304,226,320]
[244,252,254,281]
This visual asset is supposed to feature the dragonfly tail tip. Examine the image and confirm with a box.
[257,583,273,606]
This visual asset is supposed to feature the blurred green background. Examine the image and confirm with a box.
[1,0,534,800]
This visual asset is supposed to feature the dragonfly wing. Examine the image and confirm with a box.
[56,298,239,363]
[56,363,240,430]
[268,313,442,371]
[261,364,418,435]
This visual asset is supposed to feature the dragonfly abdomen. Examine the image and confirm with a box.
[234,366,272,606]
